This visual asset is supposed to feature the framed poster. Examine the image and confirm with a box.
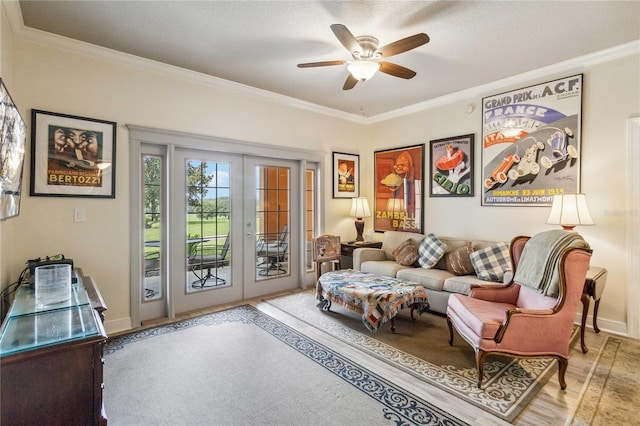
[429,134,474,197]
[481,74,583,206]
[332,152,359,198]
[373,144,424,233]
[0,79,27,220]
[30,110,116,198]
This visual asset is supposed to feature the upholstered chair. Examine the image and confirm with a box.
[446,232,592,389]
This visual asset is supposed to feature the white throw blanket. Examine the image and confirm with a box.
[513,229,590,297]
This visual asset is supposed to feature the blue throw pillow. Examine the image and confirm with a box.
[470,243,512,282]
[418,233,447,269]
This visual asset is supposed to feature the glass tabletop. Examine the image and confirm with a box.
[7,282,91,318]
[0,304,100,356]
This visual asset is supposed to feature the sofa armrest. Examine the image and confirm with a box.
[469,282,520,304]
[353,248,386,270]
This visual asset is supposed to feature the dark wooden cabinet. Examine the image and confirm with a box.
[340,241,383,269]
[0,271,107,425]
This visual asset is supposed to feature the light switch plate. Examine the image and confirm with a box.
[74,208,86,222]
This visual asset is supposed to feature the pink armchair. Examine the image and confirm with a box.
[446,234,592,389]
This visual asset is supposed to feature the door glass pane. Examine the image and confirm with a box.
[143,155,162,301]
[305,169,315,272]
[256,166,290,280]
[186,160,231,292]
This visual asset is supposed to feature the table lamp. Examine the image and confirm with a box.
[350,197,371,242]
[546,193,594,230]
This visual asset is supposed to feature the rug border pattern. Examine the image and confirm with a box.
[264,291,559,422]
[106,304,469,426]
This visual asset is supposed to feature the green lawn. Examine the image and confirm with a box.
[145,215,231,257]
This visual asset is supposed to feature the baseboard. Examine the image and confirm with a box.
[104,317,133,335]
[575,312,628,337]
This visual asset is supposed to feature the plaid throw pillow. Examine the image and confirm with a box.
[418,233,447,269]
[470,242,512,282]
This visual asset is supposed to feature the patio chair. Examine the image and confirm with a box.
[257,225,288,276]
[189,234,230,288]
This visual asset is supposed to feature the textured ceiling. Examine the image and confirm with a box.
[16,1,640,118]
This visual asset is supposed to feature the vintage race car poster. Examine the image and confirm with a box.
[481,74,582,206]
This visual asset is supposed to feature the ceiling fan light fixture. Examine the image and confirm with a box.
[348,60,380,81]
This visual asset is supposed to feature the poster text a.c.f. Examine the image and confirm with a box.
[481,74,583,206]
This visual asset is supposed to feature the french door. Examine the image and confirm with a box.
[139,144,300,322]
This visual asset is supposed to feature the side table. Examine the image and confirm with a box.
[340,241,383,269]
[580,266,607,353]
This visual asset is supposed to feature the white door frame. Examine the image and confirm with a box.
[627,116,640,338]
[128,125,324,327]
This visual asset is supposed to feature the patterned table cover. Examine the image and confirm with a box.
[316,270,429,332]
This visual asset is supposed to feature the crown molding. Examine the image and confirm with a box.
[4,1,637,125]
[369,39,640,124]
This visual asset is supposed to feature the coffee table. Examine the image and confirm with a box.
[316,270,429,333]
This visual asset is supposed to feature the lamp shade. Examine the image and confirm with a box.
[347,60,380,81]
[350,197,371,218]
[546,194,594,230]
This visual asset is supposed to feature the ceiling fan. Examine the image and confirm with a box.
[297,24,429,90]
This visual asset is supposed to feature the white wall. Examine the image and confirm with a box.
[7,37,364,331]
[3,26,638,335]
[366,54,640,331]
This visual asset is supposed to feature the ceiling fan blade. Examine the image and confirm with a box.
[379,62,417,79]
[331,24,361,54]
[297,60,346,68]
[377,33,429,57]
[343,74,358,90]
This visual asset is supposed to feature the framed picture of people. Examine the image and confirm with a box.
[30,110,117,198]
[332,151,359,198]
[481,74,583,206]
[429,134,474,197]
[373,144,424,233]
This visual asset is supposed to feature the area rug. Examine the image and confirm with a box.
[570,335,640,425]
[104,304,468,426]
[265,290,564,422]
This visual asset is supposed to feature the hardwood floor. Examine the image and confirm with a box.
[129,289,614,426]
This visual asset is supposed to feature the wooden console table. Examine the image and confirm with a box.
[580,266,607,353]
[0,269,108,425]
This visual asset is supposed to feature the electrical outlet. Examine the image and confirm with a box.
[74,208,86,222]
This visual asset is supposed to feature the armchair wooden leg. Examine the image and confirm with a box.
[446,316,454,346]
[557,357,568,390]
[475,350,487,388]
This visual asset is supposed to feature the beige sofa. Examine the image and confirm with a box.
[353,231,511,314]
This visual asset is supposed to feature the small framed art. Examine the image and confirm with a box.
[429,134,474,197]
[332,152,359,198]
[30,109,116,198]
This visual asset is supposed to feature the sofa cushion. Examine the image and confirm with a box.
[470,242,512,282]
[444,241,475,275]
[396,267,452,291]
[392,238,420,266]
[418,233,447,268]
[361,260,412,277]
